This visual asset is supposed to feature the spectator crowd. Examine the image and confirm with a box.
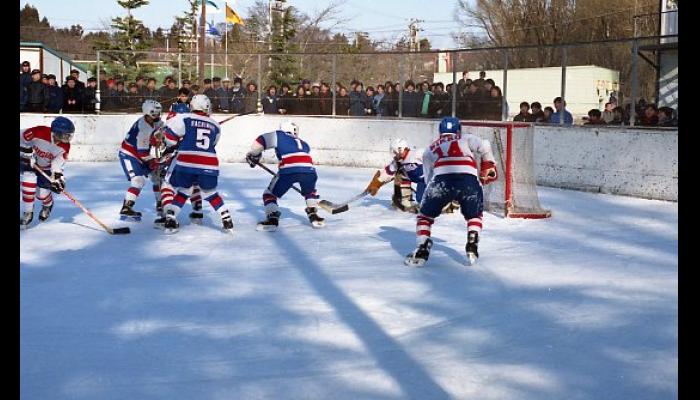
[20,61,677,127]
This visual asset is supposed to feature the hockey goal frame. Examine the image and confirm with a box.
[461,120,552,219]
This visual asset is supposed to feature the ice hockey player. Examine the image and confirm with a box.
[117,100,164,221]
[153,98,206,226]
[159,94,233,234]
[404,116,498,267]
[20,116,75,228]
[245,120,325,231]
[366,138,425,213]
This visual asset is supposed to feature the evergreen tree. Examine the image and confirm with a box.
[268,6,300,86]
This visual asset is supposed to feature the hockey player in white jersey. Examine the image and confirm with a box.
[20,116,75,228]
[366,138,425,213]
[405,117,498,267]
[159,94,233,234]
[117,100,164,221]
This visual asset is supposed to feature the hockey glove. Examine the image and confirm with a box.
[479,161,498,185]
[50,172,65,194]
[144,157,160,173]
[366,170,385,196]
[20,146,35,169]
[246,152,262,168]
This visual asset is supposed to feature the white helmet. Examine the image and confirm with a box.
[142,100,162,119]
[279,120,299,136]
[390,138,408,158]
[190,94,212,115]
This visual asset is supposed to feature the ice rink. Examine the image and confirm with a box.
[20,162,678,400]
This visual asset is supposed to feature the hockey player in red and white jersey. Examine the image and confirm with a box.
[20,116,75,228]
[404,117,498,267]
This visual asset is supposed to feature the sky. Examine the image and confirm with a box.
[20,0,468,49]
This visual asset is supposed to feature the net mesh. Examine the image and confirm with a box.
[462,121,551,218]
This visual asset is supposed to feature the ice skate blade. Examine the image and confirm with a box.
[120,215,142,222]
[153,223,165,230]
[222,228,235,235]
[163,227,179,235]
[404,257,426,267]
[310,221,325,229]
[190,218,204,225]
[256,224,278,232]
[466,253,478,266]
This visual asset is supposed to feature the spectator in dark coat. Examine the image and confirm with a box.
[216,77,230,112]
[229,77,246,114]
[26,69,49,112]
[20,61,32,111]
[584,109,606,125]
[277,83,291,115]
[159,79,179,111]
[69,69,86,94]
[143,78,159,101]
[372,84,386,116]
[289,85,310,115]
[382,81,397,117]
[349,82,367,116]
[83,77,97,113]
[513,102,533,122]
[461,82,482,119]
[658,106,677,127]
[530,102,545,122]
[113,81,129,111]
[203,78,218,111]
[401,80,421,118]
[543,106,554,123]
[430,82,450,118]
[46,75,64,113]
[244,82,258,114]
[318,83,333,115]
[262,85,279,114]
[126,83,143,111]
[309,84,322,115]
[639,104,660,126]
[62,77,83,113]
[335,86,350,116]
[364,86,375,116]
[135,76,147,98]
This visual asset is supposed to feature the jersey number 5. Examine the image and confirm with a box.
[196,128,211,150]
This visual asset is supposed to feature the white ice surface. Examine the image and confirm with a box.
[21,163,677,400]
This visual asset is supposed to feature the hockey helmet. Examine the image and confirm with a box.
[190,94,212,115]
[438,116,461,135]
[51,116,75,143]
[142,99,163,119]
[390,138,409,158]
[279,120,299,137]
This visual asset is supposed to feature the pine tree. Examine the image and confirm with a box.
[268,6,300,86]
[94,0,153,81]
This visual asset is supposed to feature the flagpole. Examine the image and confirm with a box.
[225,21,228,79]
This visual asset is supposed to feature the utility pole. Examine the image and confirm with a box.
[408,19,423,52]
[198,0,206,84]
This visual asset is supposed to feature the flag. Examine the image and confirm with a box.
[226,2,245,25]
[197,0,219,10]
[206,22,222,38]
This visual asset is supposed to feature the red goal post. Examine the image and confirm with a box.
[461,120,552,219]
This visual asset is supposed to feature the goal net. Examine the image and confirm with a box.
[461,121,551,219]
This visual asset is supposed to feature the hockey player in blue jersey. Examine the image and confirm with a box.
[245,120,325,231]
[405,117,498,267]
[118,100,164,221]
[159,94,233,234]
[366,138,425,213]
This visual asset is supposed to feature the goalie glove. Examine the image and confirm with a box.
[246,152,262,168]
[366,170,386,196]
[20,146,35,168]
[50,172,66,194]
[479,161,498,185]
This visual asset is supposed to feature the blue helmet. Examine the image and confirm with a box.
[170,102,190,114]
[51,116,75,142]
[438,116,461,135]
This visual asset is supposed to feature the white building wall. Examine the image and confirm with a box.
[19,48,40,70]
[19,114,677,201]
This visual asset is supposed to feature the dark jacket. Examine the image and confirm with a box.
[309,93,321,115]
[513,113,535,122]
[262,95,278,114]
[335,94,350,116]
[62,85,83,113]
[349,90,368,116]
[20,72,32,109]
[384,92,398,117]
[430,91,450,118]
[288,95,310,115]
[83,86,97,113]
[229,87,246,113]
[318,91,333,115]
[243,91,258,114]
[27,80,49,108]
[400,91,421,118]
[46,85,64,113]
[215,87,230,111]
[372,93,386,116]
[143,88,159,101]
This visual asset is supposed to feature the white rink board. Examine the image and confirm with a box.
[20,113,677,201]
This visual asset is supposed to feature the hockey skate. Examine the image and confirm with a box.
[306,207,325,228]
[163,211,179,234]
[20,211,34,230]
[153,215,166,229]
[119,200,142,222]
[404,238,433,267]
[466,231,479,266]
[38,203,53,222]
[256,211,281,232]
[221,210,234,233]
[189,203,204,225]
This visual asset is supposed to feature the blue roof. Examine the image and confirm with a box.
[19,41,88,74]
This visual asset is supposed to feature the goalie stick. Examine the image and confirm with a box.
[33,166,131,235]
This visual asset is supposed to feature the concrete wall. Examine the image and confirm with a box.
[19,114,678,201]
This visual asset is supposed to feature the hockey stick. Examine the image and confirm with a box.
[318,190,369,214]
[217,110,259,125]
[252,161,347,214]
[33,167,131,235]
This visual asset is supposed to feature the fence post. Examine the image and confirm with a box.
[630,39,639,127]
[560,46,567,126]
[95,50,101,114]
[178,51,182,88]
[398,54,404,118]
[332,54,337,116]
[210,53,214,79]
[257,54,262,112]
[502,49,508,121]
[451,51,457,117]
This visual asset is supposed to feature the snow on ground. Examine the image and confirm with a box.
[20,162,677,400]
